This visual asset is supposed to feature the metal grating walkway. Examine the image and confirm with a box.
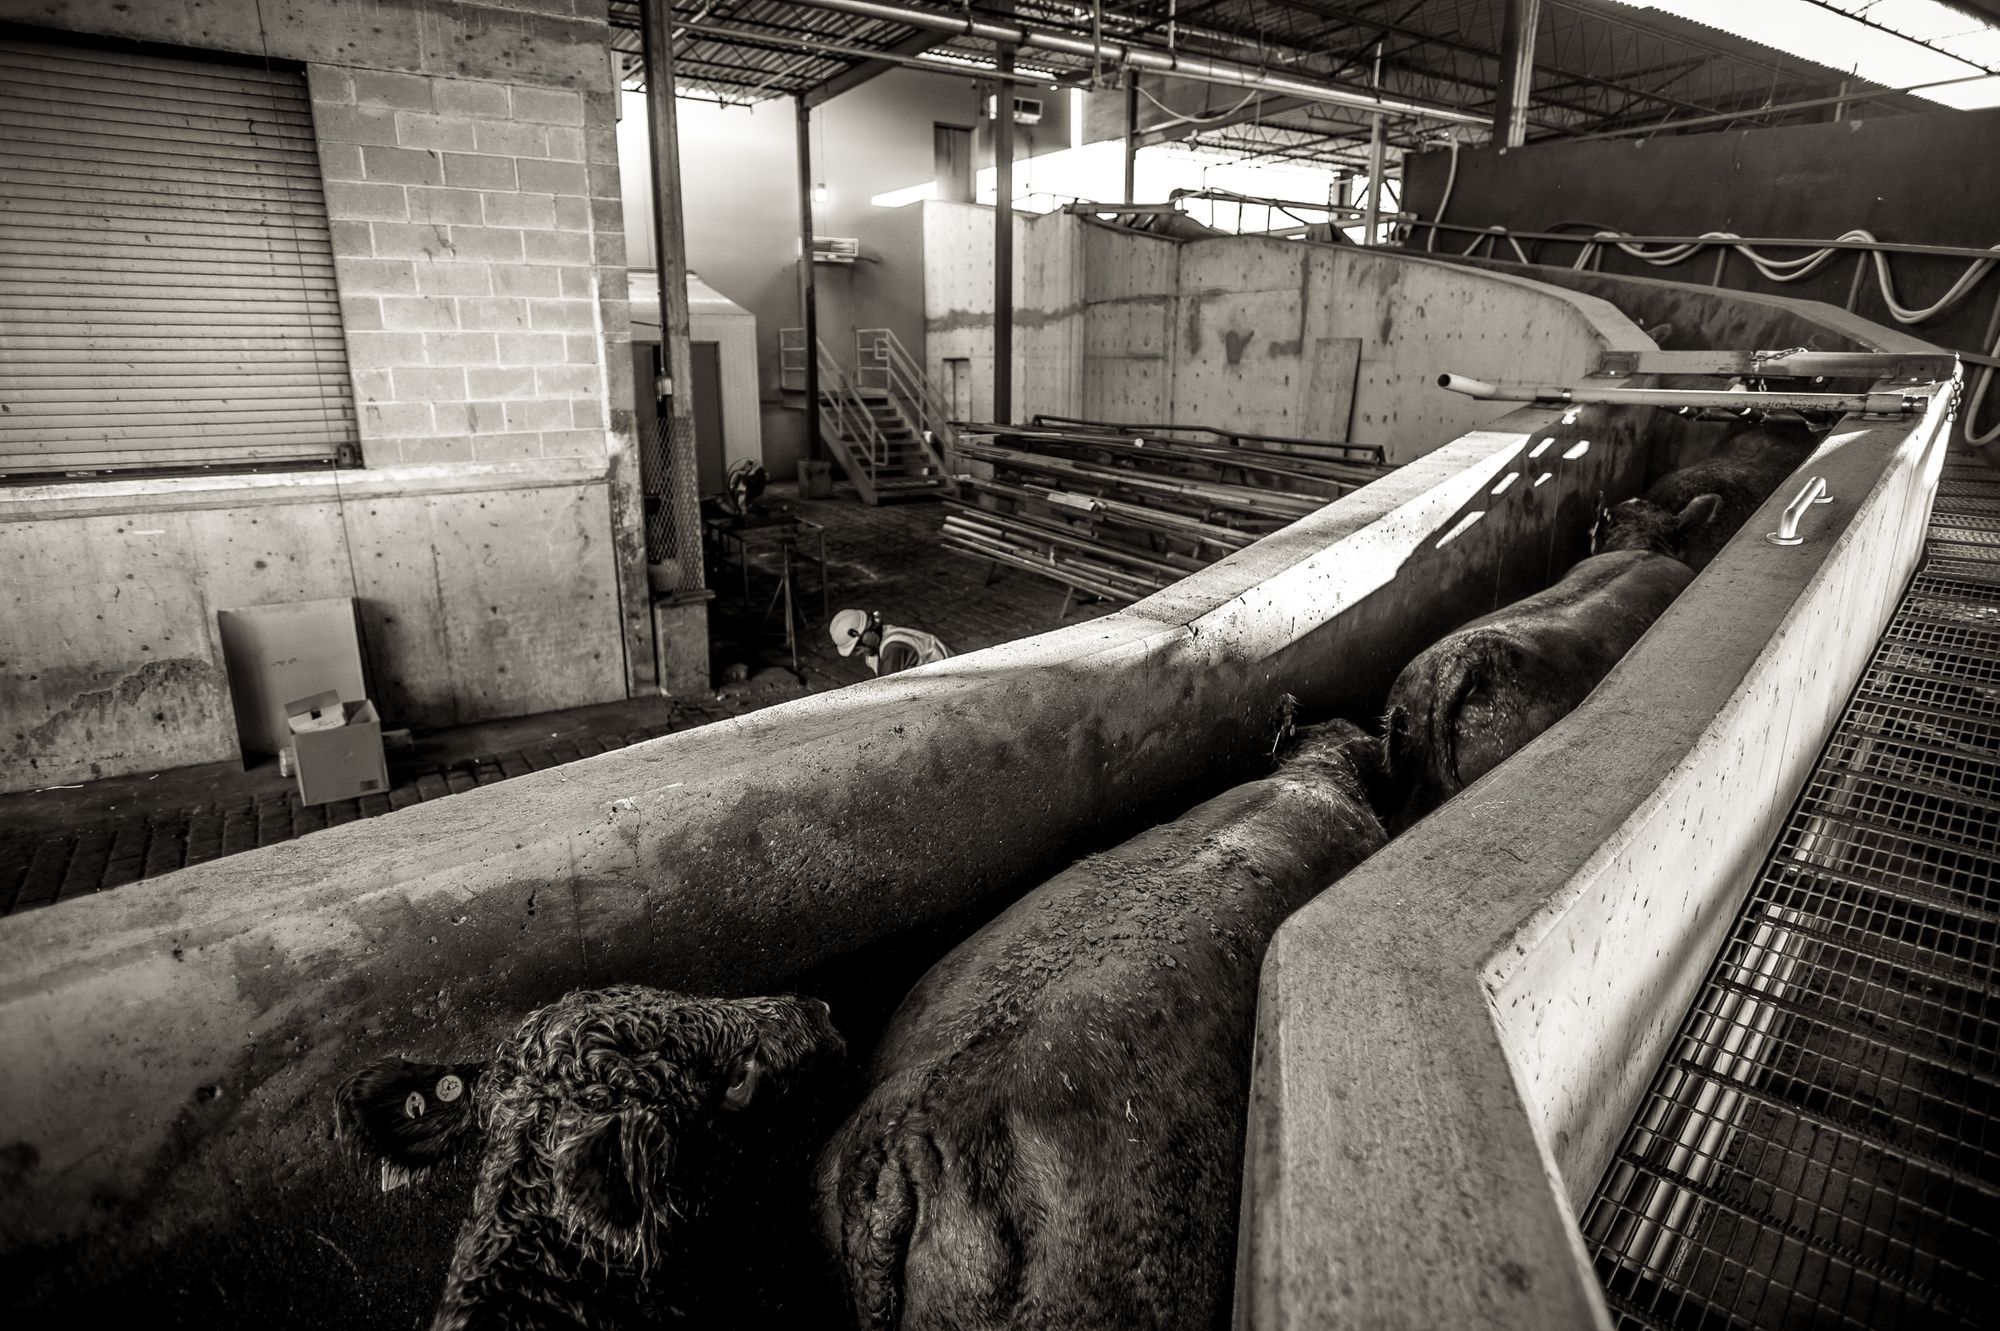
[1580,457,2000,1330]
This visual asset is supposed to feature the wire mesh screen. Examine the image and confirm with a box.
[640,399,705,593]
[1580,468,2000,1331]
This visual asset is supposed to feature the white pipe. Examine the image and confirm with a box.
[783,0,1489,125]
[1437,372,1501,398]
[1765,476,1830,546]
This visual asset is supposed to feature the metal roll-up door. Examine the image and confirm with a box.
[0,34,358,476]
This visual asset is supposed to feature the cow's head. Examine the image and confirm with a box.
[1280,717,1392,818]
[337,986,844,1329]
[1591,493,1722,562]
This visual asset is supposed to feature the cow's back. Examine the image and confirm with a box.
[1386,551,1691,820]
[1648,426,1817,569]
[821,761,1385,1331]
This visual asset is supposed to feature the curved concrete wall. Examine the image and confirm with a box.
[1234,308,1955,1326]
[0,273,1653,1322]
[921,207,1620,463]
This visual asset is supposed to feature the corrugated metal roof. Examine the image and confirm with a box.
[608,1,1976,161]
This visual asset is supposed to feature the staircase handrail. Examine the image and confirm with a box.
[856,328,956,475]
[778,326,808,394]
[816,343,891,466]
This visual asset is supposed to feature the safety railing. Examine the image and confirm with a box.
[779,326,890,464]
[778,325,809,395]
[816,346,892,468]
[855,327,956,473]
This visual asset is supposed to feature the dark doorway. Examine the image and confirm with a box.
[934,123,973,204]
[691,339,726,494]
[943,356,972,421]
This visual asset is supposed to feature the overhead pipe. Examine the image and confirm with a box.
[781,0,1489,125]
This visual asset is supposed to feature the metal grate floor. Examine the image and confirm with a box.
[1580,461,2000,1330]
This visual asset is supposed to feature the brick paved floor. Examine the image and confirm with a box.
[0,488,1110,918]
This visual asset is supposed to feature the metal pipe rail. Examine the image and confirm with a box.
[1592,349,1957,381]
[1436,373,1923,416]
[779,0,1489,125]
[1027,413,1389,465]
[1764,476,1832,546]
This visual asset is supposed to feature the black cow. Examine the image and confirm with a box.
[1593,421,1819,571]
[1383,548,1692,826]
[815,720,1389,1331]
[336,986,845,1330]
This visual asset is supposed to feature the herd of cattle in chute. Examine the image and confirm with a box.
[335,416,1824,1330]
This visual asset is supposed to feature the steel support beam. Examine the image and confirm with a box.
[995,50,1016,425]
[1123,72,1140,202]
[1363,43,1385,243]
[801,28,947,107]
[1573,70,1996,139]
[1494,0,1542,149]
[639,0,706,682]
[1134,93,1312,149]
[796,96,821,460]
[779,0,1489,124]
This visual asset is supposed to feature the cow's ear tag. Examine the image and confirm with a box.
[404,1091,426,1119]
[434,1075,464,1103]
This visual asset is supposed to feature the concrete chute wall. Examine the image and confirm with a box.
[0,280,1654,1325]
[922,204,1617,463]
[1234,302,1953,1327]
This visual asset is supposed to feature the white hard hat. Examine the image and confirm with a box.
[829,608,870,657]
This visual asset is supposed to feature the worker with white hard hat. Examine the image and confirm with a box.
[829,608,952,676]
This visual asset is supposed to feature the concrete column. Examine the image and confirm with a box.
[797,95,822,460]
[1494,0,1543,150]
[994,52,1015,424]
[639,0,709,690]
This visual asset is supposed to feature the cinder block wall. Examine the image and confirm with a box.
[311,65,626,467]
[0,0,656,792]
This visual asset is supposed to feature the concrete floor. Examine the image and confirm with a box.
[0,486,1108,916]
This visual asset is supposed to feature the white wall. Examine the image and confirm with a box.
[923,205,1618,462]
[620,70,1074,478]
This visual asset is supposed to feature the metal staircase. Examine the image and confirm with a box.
[779,328,952,505]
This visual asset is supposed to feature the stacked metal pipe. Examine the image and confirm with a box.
[942,416,1395,604]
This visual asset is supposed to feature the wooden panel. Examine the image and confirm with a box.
[1302,337,1363,443]
[0,35,354,474]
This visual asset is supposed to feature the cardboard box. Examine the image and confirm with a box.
[286,694,388,806]
[217,598,370,760]
[286,689,347,733]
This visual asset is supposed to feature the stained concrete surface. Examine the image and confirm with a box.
[0,489,1098,917]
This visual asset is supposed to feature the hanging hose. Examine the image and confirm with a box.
[1535,221,2000,444]
[1967,297,2000,447]
[1424,138,1459,253]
